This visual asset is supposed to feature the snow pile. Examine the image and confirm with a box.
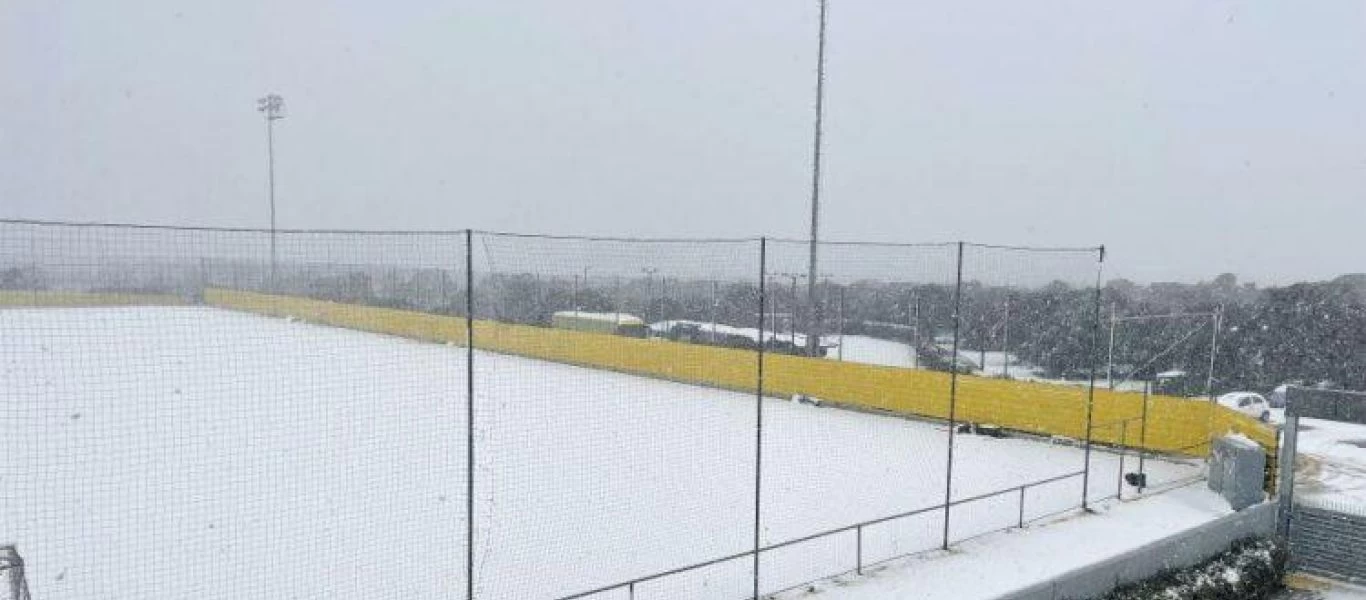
[1097,538,1285,600]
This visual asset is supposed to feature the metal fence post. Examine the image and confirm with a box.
[1081,246,1105,510]
[855,525,863,575]
[753,237,767,600]
[1018,486,1026,528]
[1277,398,1300,539]
[465,229,475,600]
[942,241,964,550]
[1138,382,1150,491]
[1116,421,1127,500]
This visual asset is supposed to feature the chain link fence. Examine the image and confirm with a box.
[0,220,1260,600]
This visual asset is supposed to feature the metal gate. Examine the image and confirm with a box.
[1277,386,1366,583]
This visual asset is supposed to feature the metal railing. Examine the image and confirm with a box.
[556,470,1088,600]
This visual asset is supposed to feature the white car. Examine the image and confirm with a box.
[1217,392,1271,422]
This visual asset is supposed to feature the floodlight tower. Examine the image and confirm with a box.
[257,93,285,287]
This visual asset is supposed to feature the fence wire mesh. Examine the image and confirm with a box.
[0,220,1249,600]
[1,222,469,599]
[472,233,762,599]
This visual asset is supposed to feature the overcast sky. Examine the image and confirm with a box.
[2,0,1363,284]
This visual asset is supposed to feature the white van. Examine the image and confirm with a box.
[1217,392,1271,422]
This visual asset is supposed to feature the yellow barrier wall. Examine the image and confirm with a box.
[204,289,1276,457]
[0,290,186,307]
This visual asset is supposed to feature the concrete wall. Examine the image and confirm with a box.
[994,501,1278,600]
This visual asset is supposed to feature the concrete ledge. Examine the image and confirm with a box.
[994,501,1278,600]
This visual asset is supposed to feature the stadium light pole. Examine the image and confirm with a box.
[257,93,285,288]
[804,0,830,357]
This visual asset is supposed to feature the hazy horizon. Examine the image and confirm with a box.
[3,0,1363,285]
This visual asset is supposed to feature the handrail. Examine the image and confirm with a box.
[553,470,1090,600]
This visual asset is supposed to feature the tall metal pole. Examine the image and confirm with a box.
[711,280,719,343]
[1107,303,1117,389]
[642,267,657,324]
[805,0,830,357]
[979,316,987,376]
[1203,305,1224,454]
[1138,381,1150,492]
[753,238,767,600]
[267,116,277,288]
[913,291,921,368]
[838,285,846,361]
[1002,296,1011,378]
[464,230,475,600]
[572,274,579,315]
[1205,304,1223,401]
[1081,246,1106,511]
[257,94,284,290]
[942,242,964,550]
[1277,389,1300,538]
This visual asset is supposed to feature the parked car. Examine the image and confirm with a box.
[1267,384,1289,409]
[1217,392,1271,422]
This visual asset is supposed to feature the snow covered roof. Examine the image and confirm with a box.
[552,311,645,326]
[649,319,836,348]
[1155,369,1188,379]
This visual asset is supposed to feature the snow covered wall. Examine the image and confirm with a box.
[204,288,1276,458]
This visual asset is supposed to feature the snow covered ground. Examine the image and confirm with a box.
[1273,409,1366,508]
[2,307,1202,600]
[1279,576,1366,599]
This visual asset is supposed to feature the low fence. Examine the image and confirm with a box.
[1279,387,1366,584]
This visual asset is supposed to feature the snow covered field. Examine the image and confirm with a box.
[2,307,1201,600]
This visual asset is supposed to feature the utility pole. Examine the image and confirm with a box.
[1205,304,1223,401]
[776,273,807,351]
[256,93,285,289]
[838,284,845,361]
[1107,303,1117,389]
[571,274,579,315]
[979,311,987,376]
[911,290,921,369]
[1002,296,1011,377]
[805,0,830,357]
[641,267,657,324]
[710,280,720,343]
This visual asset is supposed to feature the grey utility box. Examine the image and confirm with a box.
[1208,434,1267,511]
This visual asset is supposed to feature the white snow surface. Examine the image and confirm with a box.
[777,483,1234,600]
[1321,585,1366,600]
[1274,409,1366,508]
[3,307,1203,600]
